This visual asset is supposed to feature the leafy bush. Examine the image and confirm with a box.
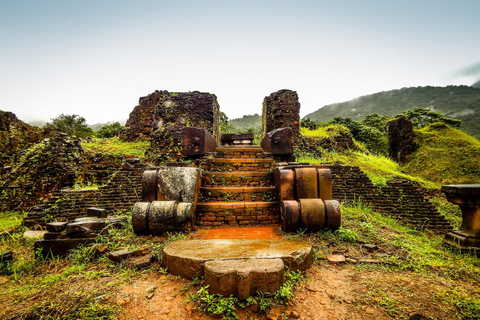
[45,114,94,138]
[96,122,123,138]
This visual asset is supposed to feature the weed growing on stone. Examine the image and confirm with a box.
[190,268,304,319]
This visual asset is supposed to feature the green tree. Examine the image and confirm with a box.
[219,111,231,133]
[361,113,390,131]
[397,108,462,128]
[331,117,388,155]
[45,114,94,138]
[96,122,123,138]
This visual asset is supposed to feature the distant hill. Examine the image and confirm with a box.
[473,79,480,89]
[228,114,262,133]
[304,85,480,139]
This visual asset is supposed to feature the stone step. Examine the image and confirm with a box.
[196,201,280,226]
[202,172,274,187]
[214,146,268,159]
[200,158,276,172]
[199,186,276,202]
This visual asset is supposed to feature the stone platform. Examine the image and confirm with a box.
[162,239,312,280]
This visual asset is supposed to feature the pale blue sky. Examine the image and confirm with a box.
[1,0,479,124]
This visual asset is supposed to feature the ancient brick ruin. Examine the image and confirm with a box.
[0,88,453,236]
[121,90,220,142]
[262,89,301,143]
[385,116,418,163]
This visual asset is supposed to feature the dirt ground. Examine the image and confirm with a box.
[114,259,466,320]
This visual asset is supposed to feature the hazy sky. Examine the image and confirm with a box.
[1,0,479,125]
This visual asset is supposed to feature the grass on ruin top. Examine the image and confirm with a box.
[81,137,149,160]
[402,123,480,185]
[300,124,350,138]
[0,212,24,232]
[298,150,437,188]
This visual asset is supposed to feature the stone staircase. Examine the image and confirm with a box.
[196,146,280,226]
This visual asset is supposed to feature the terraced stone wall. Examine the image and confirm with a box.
[329,164,451,233]
[23,162,145,228]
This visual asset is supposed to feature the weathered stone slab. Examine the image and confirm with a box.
[34,238,95,258]
[46,222,68,232]
[128,254,155,269]
[205,258,285,299]
[23,230,47,239]
[162,239,312,279]
[107,249,133,262]
[87,207,108,218]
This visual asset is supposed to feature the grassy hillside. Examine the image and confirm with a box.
[299,123,480,188]
[304,85,480,139]
[228,114,261,133]
[403,123,480,185]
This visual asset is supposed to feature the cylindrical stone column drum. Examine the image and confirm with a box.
[280,200,300,232]
[295,167,318,199]
[132,202,151,234]
[142,170,158,202]
[274,168,295,201]
[176,202,194,223]
[324,200,341,231]
[300,199,325,232]
[317,169,333,200]
[149,201,177,234]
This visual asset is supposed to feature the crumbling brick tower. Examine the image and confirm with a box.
[262,89,301,143]
[121,90,220,143]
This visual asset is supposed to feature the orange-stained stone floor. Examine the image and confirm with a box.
[192,225,282,240]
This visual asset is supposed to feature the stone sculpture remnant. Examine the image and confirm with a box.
[442,184,480,254]
[132,166,202,235]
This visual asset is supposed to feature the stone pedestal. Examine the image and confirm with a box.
[442,184,480,253]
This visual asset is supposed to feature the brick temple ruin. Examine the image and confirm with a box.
[1,88,465,298]
[0,89,453,233]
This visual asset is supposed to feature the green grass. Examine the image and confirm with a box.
[81,137,149,160]
[403,123,480,185]
[0,212,25,232]
[300,124,350,138]
[299,150,436,187]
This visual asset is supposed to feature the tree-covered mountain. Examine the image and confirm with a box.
[228,113,262,133]
[304,85,480,139]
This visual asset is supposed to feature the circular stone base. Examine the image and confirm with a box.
[162,239,313,279]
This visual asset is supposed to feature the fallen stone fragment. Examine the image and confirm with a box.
[43,231,67,240]
[23,230,47,239]
[266,305,286,320]
[94,244,109,257]
[345,257,358,264]
[133,246,151,256]
[357,259,386,264]
[108,249,133,262]
[46,222,68,232]
[66,220,107,234]
[205,258,285,299]
[0,249,13,262]
[326,254,346,264]
[128,254,155,270]
[34,238,96,258]
[87,207,108,218]
[362,244,378,251]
